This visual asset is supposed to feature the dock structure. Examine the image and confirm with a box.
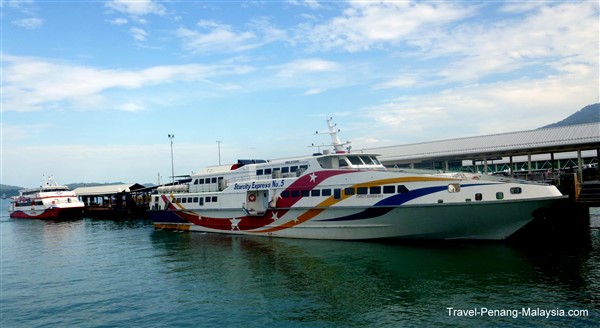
[365,122,600,184]
[73,183,152,218]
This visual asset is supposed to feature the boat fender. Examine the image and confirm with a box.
[248,194,256,202]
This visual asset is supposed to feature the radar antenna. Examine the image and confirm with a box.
[313,117,352,153]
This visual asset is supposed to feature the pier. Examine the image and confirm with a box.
[73,183,152,218]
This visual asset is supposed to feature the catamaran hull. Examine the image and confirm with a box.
[150,197,563,240]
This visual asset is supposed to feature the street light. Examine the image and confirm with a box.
[217,140,222,165]
[168,134,175,183]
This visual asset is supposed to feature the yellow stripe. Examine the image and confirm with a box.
[252,176,449,233]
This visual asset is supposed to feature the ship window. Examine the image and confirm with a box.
[311,190,320,197]
[264,168,272,175]
[291,190,300,198]
[188,197,193,203]
[290,166,298,172]
[176,198,181,203]
[193,197,198,203]
[301,190,310,197]
[282,167,290,173]
[383,186,395,194]
[496,192,504,200]
[257,169,264,175]
[300,165,308,171]
[211,177,217,183]
[348,156,363,165]
[360,156,375,165]
[334,189,341,200]
[357,187,368,195]
[281,191,290,198]
[212,196,218,202]
[510,187,522,194]
[370,186,381,194]
[339,159,349,167]
[181,198,187,203]
[199,198,204,205]
[205,178,211,184]
[475,193,483,201]
[205,196,211,203]
[322,189,332,197]
[193,179,199,185]
[448,184,461,193]
[199,179,204,185]
[344,187,355,196]
[397,185,409,193]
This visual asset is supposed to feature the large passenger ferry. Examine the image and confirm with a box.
[9,176,85,219]
[148,120,565,240]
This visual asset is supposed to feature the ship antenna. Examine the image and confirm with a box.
[314,117,352,153]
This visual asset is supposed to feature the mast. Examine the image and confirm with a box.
[315,117,352,153]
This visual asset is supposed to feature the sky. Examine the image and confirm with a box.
[1,0,599,188]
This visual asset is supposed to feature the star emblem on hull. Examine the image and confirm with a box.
[309,173,318,183]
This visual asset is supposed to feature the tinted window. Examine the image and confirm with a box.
[357,187,368,195]
[398,185,409,193]
[311,189,321,197]
[322,189,332,196]
[344,188,355,196]
[383,186,395,194]
[370,186,381,194]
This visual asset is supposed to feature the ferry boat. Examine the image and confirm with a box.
[9,176,85,219]
[148,120,566,240]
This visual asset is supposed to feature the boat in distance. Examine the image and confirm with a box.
[148,119,566,240]
[9,176,85,219]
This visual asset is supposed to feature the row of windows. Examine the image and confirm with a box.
[280,185,410,199]
[174,196,218,205]
[256,165,309,176]
[193,177,223,185]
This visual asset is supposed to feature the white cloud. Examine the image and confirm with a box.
[130,27,149,41]
[108,17,128,25]
[416,2,599,84]
[298,1,474,52]
[1,55,252,112]
[362,72,598,143]
[275,58,341,77]
[12,17,44,29]
[176,22,259,54]
[105,0,166,16]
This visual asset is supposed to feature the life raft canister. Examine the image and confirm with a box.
[248,194,256,202]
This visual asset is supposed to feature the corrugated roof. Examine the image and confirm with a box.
[73,183,145,196]
[363,123,600,162]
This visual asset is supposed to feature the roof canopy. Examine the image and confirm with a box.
[73,183,146,196]
[362,123,600,164]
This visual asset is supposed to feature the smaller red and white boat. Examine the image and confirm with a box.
[9,176,84,219]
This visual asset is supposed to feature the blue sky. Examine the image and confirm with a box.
[2,0,599,187]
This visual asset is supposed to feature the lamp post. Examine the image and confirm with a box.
[217,140,222,165]
[168,134,175,183]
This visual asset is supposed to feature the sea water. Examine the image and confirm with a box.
[1,199,598,327]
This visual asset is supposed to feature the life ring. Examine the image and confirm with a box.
[248,194,256,202]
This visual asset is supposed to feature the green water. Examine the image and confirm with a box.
[1,201,599,327]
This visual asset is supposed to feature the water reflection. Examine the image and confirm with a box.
[150,231,598,326]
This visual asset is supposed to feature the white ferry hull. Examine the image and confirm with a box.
[150,196,563,240]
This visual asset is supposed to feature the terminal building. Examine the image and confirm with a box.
[363,122,600,182]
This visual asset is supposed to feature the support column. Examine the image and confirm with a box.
[577,149,583,183]
[509,156,514,177]
[484,157,488,175]
[528,153,532,175]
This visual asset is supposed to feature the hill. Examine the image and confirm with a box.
[541,103,600,129]
[0,184,22,197]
